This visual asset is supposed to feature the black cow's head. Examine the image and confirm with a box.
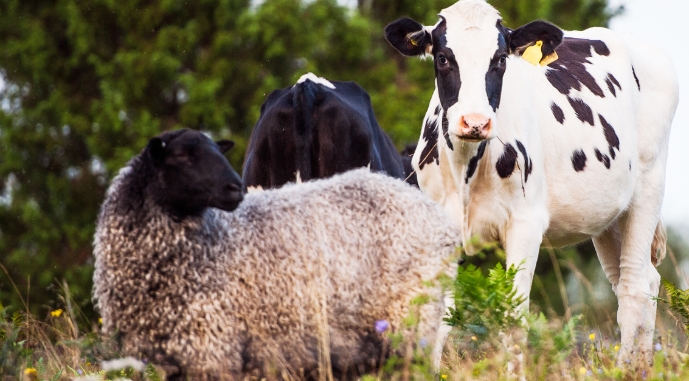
[385,0,562,143]
[146,129,244,218]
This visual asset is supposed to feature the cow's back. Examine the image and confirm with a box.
[242,75,405,189]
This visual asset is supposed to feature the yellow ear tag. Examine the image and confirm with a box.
[522,40,543,66]
[540,51,558,66]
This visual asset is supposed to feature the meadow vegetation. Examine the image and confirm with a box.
[3,241,689,380]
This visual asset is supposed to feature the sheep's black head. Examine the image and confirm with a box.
[145,129,244,218]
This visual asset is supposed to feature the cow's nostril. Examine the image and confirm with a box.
[460,114,490,131]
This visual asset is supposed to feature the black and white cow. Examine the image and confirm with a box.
[385,0,678,364]
[242,73,406,189]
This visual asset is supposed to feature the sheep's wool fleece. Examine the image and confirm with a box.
[93,164,460,379]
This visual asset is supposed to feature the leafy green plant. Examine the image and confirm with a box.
[660,279,689,335]
[445,262,525,340]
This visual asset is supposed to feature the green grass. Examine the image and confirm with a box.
[3,248,689,380]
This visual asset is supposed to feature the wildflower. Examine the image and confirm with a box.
[614,344,620,352]
[77,368,83,375]
[471,336,477,341]
[374,320,389,334]
[441,375,448,380]
[641,370,647,380]
[101,356,145,372]
[513,344,520,350]
[51,309,63,317]
[654,342,662,351]
[588,332,595,341]
[98,317,103,324]
[578,367,587,375]
[24,368,38,381]
[420,338,428,348]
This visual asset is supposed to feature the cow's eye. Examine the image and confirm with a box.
[437,54,448,66]
[499,55,507,65]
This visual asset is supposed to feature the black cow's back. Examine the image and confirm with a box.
[243,75,406,190]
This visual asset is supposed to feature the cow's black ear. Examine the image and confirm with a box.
[147,137,167,165]
[216,140,235,154]
[385,18,432,57]
[508,20,563,61]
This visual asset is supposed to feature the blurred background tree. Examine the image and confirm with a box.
[3,0,681,326]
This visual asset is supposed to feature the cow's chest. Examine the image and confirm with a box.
[458,136,635,248]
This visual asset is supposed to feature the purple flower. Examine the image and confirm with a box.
[654,342,662,351]
[77,369,83,375]
[642,370,647,380]
[375,320,389,333]
[420,338,428,348]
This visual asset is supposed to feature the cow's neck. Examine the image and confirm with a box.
[441,139,493,245]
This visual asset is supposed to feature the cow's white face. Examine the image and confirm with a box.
[432,5,505,142]
[386,0,562,144]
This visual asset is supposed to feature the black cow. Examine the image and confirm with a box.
[242,73,406,189]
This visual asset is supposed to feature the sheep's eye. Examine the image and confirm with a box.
[437,54,448,66]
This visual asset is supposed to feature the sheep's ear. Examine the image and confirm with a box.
[216,140,235,154]
[147,137,167,165]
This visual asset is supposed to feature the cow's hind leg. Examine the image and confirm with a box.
[615,180,663,365]
[592,222,622,295]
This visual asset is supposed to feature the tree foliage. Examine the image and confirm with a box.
[0,0,618,317]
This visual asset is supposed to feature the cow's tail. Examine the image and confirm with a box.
[651,218,667,267]
[293,80,317,182]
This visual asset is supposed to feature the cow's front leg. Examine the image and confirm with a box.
[504,218,545,313]
[501,217,546,379]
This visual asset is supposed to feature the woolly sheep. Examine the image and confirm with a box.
[93,129,460,379]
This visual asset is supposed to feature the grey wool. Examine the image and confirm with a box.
[93,149,460,379]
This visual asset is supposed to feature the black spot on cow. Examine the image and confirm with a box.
[431,19,462,112]
[485,22,509,111]
[515,140,533,182]
[604,73,621,97]
[434,105,442,116]
[567,97,594,125]
[571,150,587,172]
[496,143,518,178]
[594,148,611,169]
[465,141,488,183]
[546,38,609,98]
[632,66,641,91]
[599,114,620,159]
[418,117,440,170]
[442,113,453,150]
[551,102,565,124]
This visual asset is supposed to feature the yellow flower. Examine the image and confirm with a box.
[579,367,587,375]
[471,336,477,341]
[614,344,620,352]
[441,375,448,380]
[98,317,103,324]
[513,344,520,350]
[24,368,37,376]
[50,309,63,318]
[588,333,595,341]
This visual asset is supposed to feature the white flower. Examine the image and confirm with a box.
[100,356,145,372]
